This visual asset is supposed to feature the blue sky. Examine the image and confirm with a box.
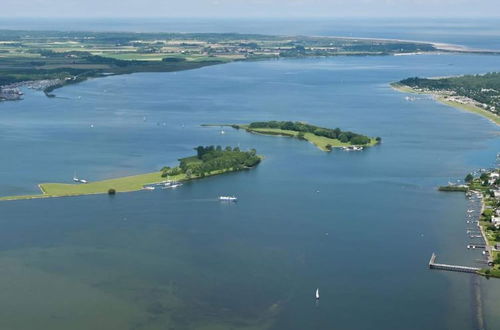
[1,0,499,17]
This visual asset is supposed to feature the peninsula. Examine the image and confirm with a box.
[0,29,441,101]
[0,146,261,201]
[206,121,380,151]
[392,72,500,125]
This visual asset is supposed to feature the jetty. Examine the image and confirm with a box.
[429,253,480,274]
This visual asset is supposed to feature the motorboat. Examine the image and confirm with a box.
[219,196,237,202]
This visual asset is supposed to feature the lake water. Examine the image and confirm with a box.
[1,27,500,329]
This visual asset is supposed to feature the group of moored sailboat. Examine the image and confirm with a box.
[73,173,88,184]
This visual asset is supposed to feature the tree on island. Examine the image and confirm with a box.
[162,146,261,178]
[465,173,474,183]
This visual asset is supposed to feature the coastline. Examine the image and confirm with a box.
[390,83,500,126]
[204,124,379,152]
[438,180,500,279]
[0,164,259,202]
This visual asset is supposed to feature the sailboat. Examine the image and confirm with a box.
[315,288,320,300]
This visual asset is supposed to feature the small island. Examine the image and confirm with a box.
[438,169,500,278]
[207,121,380,152]
[392,73,500,125]
[0,146,261,201]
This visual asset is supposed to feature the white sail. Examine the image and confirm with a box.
[316,288,319,299]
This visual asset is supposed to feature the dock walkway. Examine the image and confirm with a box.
[429,253,480,274]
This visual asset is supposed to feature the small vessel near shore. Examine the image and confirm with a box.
[219,196,237,202]
[162,181,183,189]
[341,146,364,151]
[73,173,88,184]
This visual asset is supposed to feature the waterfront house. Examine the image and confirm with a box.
[492,216,500,228]
[494,190,500,199]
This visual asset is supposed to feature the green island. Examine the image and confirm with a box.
[439,170,500,278]
[206,121,380,151]
[0,146,261,201]
[391,72,500,126]
[0,29,444,101]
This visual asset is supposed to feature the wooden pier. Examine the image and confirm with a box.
[429,253,480,274]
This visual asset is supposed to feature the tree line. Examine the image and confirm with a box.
[247,121,378,145]
[161,146,260,178]
[399,73,500,111]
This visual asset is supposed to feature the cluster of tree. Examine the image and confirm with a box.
[162,57,186,63]
[248,121,377,145]
[399,73,500,111]
[279,41,435,57]
[161,146,260,178]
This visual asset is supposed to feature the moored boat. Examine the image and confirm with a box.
[219,196,237,202]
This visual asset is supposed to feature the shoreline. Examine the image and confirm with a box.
[390,83,500,126]
[204,124,380,152]
[2,31,498,104]
[0,163,259,202]
[438,177,500,279]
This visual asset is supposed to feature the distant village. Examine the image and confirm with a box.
[0,79,62,101]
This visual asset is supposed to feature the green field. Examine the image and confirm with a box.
[0,148,261,201]
[0,169,239,201]
[0,171,167,201]
[242,127,378,151]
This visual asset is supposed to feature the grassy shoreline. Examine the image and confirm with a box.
[0,162,258,202]
[205,124,379,152]
[390,83,500,126]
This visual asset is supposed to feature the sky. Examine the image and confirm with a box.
[1,0,499,18]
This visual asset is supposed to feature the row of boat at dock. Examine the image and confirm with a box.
[341,146,364,151]
[143,181,183,190]
[430,189,495,274]
[464,191,495,265]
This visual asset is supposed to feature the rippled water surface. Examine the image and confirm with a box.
[0,51,500,329]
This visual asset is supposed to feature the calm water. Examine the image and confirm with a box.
[1,48,500,328]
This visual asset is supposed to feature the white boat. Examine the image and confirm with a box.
[73,173,88,184]
[163,182,182,189]
[219,196,237,201]
[315,288,320,300]
[143,186,155,190]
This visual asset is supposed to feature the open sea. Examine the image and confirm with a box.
[0,18,499,329]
